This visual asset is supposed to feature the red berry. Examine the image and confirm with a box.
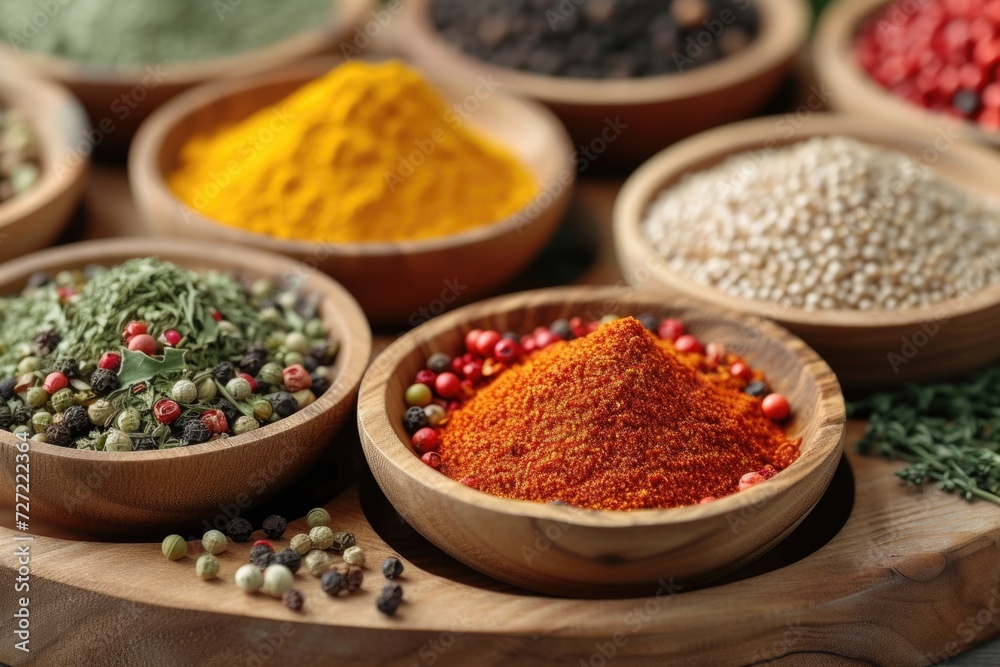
[464,329,483,354]
[493,338,519,362]
[239,373,259,393]
[201,409,229,434]
[450,357,465,374]
[462,362,482,382]
[521,335,537,353]
[762,393,791,421]
[674,335,703,354]
[127,334,158,355]
[706,342,726,366]
[56,286,76,301]
[535,330,560,349]
[43,372,68,394]
[98,352,121,371]
[569,317,587,338]
[435,372,462,399]
[123,321,147,340]
[163,329,183,347]
[657,319,684,341]
[415,370,436,386]
[154,399,181,424]
[446,400,461,413]
[739,472,767,491]
[412,428,440,453]
[282,364,311,392]
[421,451,442,469]
[474,330,502,358]
[211,310,223,322]
[730,361,753,381]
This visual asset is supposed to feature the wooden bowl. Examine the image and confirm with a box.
[129,58,574,327]
[814,0,1000,149]
[0,238,371,536]
[0,0,375,153]
[0,69,88,261]
[613,113,1000,393]
[358,287,845,597]
[396,0,811,169]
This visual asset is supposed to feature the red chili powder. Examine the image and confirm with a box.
[438,317,800,510]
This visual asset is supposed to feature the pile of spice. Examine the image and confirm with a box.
[855,0,1000,130]
[0,258,338,450]
[402,316,798,510]
[0,0,334,67]
[161,508,405,616]
[641,135,1000,311]
[850,366,1000,506]
[430,0,759,78]
[168,60,537,243]
[0,104,39,204]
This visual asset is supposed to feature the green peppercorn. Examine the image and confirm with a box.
[30,411,51,434]
[202,530,228,555]
[196,553,220,580]
[12,425,30,437]
[252,400,273,421]
[217,321,239,335]
[304,319,325,339]
[197,377,218,401]
[284,352,305,367]
[306,507,330,529]
[250,278,274,299]
[17,356,41,374]
[115,409,141,433]
[226,377,252,401]
[257,362,284,388]
[87,399,115,426]
[260,307,283,325]
[50,388,74,413]
[233,415,258,435]
[405,384,432,408]
[103,429,133,452]
[285,332,312,355]
[172,379,198,404]
[424,404,446,426]
[25,386,47,408]
[292,389,316,409]
[162,534,187,560]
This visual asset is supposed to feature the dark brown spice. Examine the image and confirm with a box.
[376,583,403,616]
[283,589,304,611]
[262,515,287,539]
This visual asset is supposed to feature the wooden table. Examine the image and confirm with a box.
[2,169,1000,665]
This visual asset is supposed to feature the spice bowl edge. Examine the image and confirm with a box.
[357,286,845,597]
[0,238,372,536]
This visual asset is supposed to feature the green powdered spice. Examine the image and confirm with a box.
[0,0,334,67]
[850,368,1000,505]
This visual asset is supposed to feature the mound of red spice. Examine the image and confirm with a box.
[438,317,800,510]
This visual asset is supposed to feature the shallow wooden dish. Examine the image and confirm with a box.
[397,0,810,169]
[0,0,374,152]
[0,69,88,261]
[0,238,371,536]
[614,114,1000,393]
[130,57,573,327]
[357,286,845,597]
[814,0,1000,149]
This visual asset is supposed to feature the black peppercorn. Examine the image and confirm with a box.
[637,313,659,332]
[215,400,240,427]
[33,330,61,356]
[502,332,520,343]
[283,589,304,612]
[240,351,265,377]
[12,404,32,427]
[262,514,288,539]
[58,359,80,378]
[745,381,769,398]
[550,319,573,341]
[302,355,320,373]
[309,373,330,396]
[27,271,50,288]
[270,392,298,418]
[45,423,72,447]
[0,377,16,400]
[62,405,89,435]
[0,406,11,429]
[376,583,403,616]
[250,543,275,564]
[321,570,349,596]
[226,517,254,543]
[212,362,235,385]
[254,551,275,570]
[182,419,211,445]
[382,557,404,580]
[133,435,158,451]
[344,567,363,593]
[294,296,320,320]
[426,353,452,374]
[331,531,355,552]
[403,406,428,434]
[90,369,120,395]
[273,548,302,574]
[953,89,982,117]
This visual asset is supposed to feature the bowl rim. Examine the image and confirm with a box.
[398,0,811,106]
[0,0,376,87]
[0,237,372,462]
[813,0,1000,147]
[0,69,89,231]
[128,56,576,257]
[612,112,1000,329]
[357,285,846,530]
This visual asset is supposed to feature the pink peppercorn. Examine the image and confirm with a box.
[762,393,791,422]
[415,370,436,386]
[127,334,158,356]
[435,372,462,399]
[421,451,442,469]
[162,329,183,347]
[412,428,440,453]
[535,330,561,349]
[521,336,537,353]
[464,329,483,355]
[739,472,766,492]
[282,365,311,392]
[493,338,519,362]
[239,373,258,393]
[253,539,273,550]
[154,399,181,424]
[674,335,703,354]
[730,361,753,381]
[201,409,229,435]
[657,319,684,341]
[98,352,121,371]
[474,330,502,358]
[43,372,68,394]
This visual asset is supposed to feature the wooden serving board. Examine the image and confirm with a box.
[3,422,1000,667]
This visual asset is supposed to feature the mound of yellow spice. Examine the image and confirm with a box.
[438,318,800,510]
[168,60,538,243]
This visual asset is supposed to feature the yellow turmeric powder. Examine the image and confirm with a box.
[168,60,538,243]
